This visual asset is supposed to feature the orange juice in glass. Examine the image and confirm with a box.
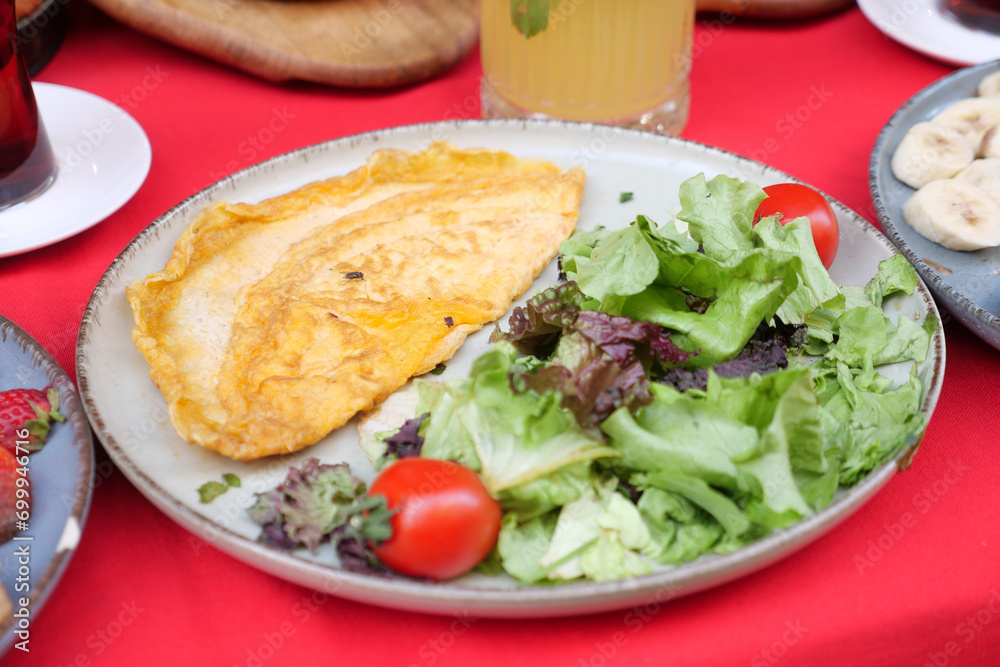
[480,0,695,135]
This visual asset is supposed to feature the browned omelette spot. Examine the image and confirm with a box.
[127,142,585,460]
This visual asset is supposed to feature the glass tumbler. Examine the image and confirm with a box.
[1,0,55,210]
[480,0,695,136]
[942,0,1000,32]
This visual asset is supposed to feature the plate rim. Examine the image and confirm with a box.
[77,118,946,618]
[0,313,95,651]
[869,58,1000,348]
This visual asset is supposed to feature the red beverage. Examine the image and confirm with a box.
[943,0,1000,33]
[1,0,55,209]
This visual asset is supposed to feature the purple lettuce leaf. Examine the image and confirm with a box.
[657,320,808,392]
[247,458,392,559]
[334,535,396,577]
[574,310,691,367]
[513,307,692,431]
[490,282,588,357]
[383,413,428,460]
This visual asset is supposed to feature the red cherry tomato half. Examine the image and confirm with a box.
[753,183,840,269]
[368,458,501,581]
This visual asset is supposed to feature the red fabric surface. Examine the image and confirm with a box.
[3,4,1000,666]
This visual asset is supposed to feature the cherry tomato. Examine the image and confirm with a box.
[368,458,501,581]
[753,183,839,269]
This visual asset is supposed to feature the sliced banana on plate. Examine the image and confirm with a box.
[979,125,1000,159]
[978,70,1000,97]
[901,179,1000,251]
[891,122,974,189]
[973,166,1000,207]
[892,71,1000,251]
[954,157,1000,184]
[930,96,1000,150]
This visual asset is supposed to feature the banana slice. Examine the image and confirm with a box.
[955,157,1000,184]
[980,125,1000,158]
[891,122,974,189]
[978,71,1000,97]
[930,96,1000,150]
[902,179,1000,251]
[972,166,1000,207]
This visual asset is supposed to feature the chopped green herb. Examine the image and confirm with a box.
[198,480,230,504]
[620,192,634,203]
[199,473,242,502]
[430,363,447,375]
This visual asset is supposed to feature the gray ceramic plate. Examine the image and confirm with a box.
[77,120,945,618]
[870,59,1000,352]
[0,315,94,654]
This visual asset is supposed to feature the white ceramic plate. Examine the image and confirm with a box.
[0,83,151,258]
[76,121,945,618]
[858,0,1000,66]
[0,314,94,656]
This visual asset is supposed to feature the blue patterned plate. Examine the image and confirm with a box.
[0,314,94,655]
[871,59,1000,352]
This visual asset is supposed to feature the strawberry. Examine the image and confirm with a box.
[0,447,28,544]
[0,386,63,456]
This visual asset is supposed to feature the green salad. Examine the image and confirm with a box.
[250,173,937,584]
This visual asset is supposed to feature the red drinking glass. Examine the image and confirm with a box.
[943,0,1000,32]
[1,0,55,210]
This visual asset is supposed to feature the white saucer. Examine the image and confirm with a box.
[859,0,1000,66]
[0,83,151,258]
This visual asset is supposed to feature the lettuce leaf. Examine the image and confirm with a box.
[538,477,654,582]
[416,343,618,494]
[675,173,765,261]
[753,216,841,325]
[603,365,827,531]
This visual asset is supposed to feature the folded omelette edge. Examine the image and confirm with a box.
[127,142,586,460]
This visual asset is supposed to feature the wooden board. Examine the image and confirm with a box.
[80,0,851,89]
[85,0,480,88]
[16,0,68,75]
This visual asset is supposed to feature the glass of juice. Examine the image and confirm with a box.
[1,0,56,210]
[480,0,695,135]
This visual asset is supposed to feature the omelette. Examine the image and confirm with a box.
[127,142,585,460]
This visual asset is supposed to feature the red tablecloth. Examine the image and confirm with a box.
[3,4,1000,666]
